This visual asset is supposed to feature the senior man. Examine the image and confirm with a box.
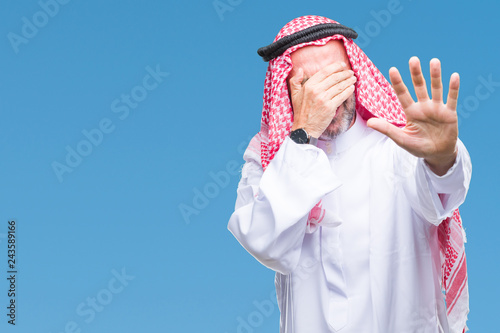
[228,15,471,333]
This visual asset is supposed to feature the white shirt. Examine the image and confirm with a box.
[228,113,471,333]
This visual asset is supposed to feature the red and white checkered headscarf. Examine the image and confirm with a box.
[251,15,468,332]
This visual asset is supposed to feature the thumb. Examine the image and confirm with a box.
[367,117,406,146]
[289,68,304,95]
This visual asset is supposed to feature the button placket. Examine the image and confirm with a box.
[320,194,349,331]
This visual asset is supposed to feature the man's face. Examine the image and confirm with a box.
[288,40,356,140]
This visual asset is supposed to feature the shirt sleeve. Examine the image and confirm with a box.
[401,138,472,225]
[228,137,342,274]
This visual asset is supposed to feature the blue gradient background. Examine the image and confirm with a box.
[0,0,498,332]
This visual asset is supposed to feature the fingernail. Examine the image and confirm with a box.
[341,62,347,67]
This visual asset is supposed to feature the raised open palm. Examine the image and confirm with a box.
[367,57,459,175]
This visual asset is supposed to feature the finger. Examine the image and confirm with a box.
[409,56,430,101]
[320,69,354,91]
[324,74,357,101]
[389,67,414,109]
[366,117,408,147]
[307,61,348,85]
[288,68,304,95]
[328,83,355,110]
[446,72,460,111]
[430,58,443,102]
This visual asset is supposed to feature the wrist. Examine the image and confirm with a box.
[289,128,318,146]
[424,149,458,176]
[291,123,321,139]
[291,121,305,132]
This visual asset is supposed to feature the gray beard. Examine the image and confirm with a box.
[319,94,356,141]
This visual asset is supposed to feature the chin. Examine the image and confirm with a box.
[319,93,356,140]
[319,125,345,141]
[319,109,356,140]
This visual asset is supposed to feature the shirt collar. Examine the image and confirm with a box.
[316,112,367,156]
